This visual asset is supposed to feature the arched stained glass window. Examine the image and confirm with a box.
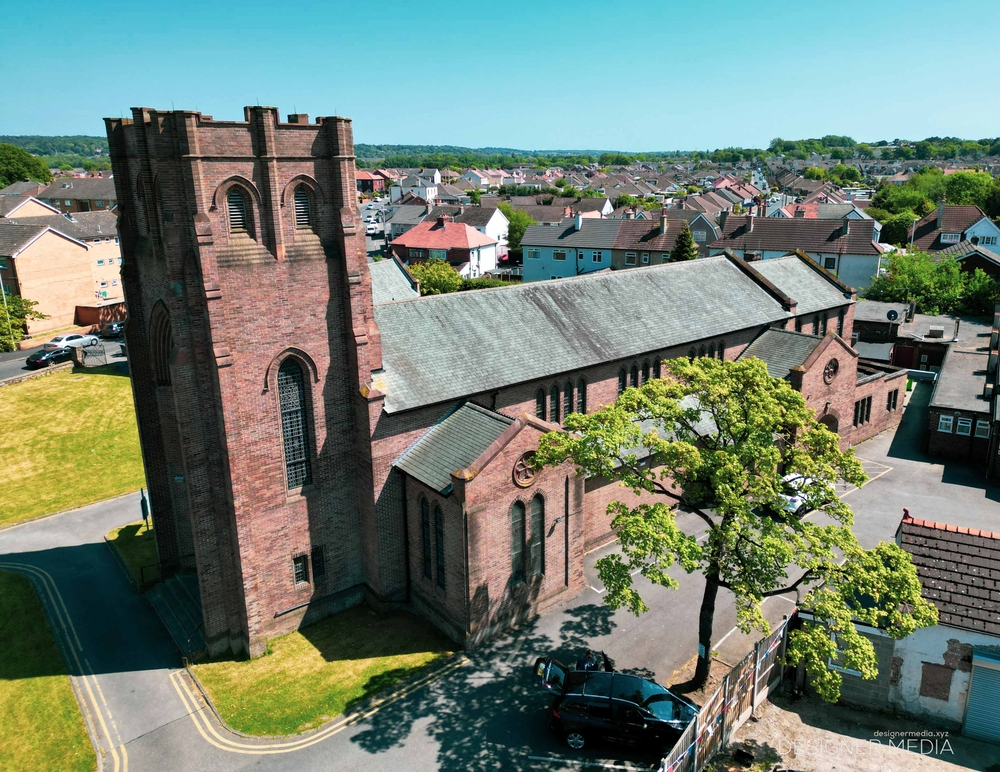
[278,359,312,489]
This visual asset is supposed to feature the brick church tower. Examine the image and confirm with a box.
[105,107,397,656]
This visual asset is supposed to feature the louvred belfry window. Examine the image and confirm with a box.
[294,187,311,228]
[278,359,312,488]
[227,188,248,233]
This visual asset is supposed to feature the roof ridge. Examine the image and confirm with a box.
[902,512,1000,541]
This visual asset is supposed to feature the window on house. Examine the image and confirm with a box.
[410,248,425,258]
[795,317,803,333]
[549,384,561,423]
[577,378,586,414]
[511,501,526,583]
[0,257,7,269]
[688,347,696,360]
[421,498,432,579]
[629,364,639,388]
[564,382,573,416]
[956,418,973,436]
[293,555,309,584]
[429,249,446,260]
[837,309,845,337]
[535,389,546,420]
[592,251,603,262]
[278,359,312,489]
[653,358,661,378]
[311,546,326,578]
[64,199,72,205]
[693,230,706,242]
[115,237,120,244]
[940,233,961,244]
[294,186,312,228]
[618,368,627,395]
[95,200,105,207]
[938,415,954,433]
[886,389,898,411]
[97,259,105,265]
[624,252,637,266]
[641,252,649,264]
[708,343,716,359]
[824,257,837,270]
[821,315,828,335]
[718,340,725,360]
[980,236,997,246]
[661,253,670,262]
[100,281,109,287]
[529,495,545,576]
[813,315,821,334]
[641,360,650,383]
[526,248,541,259]
[698,345,706,357]
[227,188,249,234]
[553,250,567,261]
[853,396,873,427]
[434,505,445,589]
[975,420,990,438]
[112,280,118,286]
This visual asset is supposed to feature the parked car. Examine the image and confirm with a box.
[778,473,820,516]
[25,347,73,369]
[43,333,99,350]
[100,320,127,339]
[365,224,377,235]
[533,656,697,752]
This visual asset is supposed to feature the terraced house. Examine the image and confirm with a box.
[106,105,905,659]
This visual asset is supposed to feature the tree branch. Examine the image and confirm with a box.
[761,569,815,597]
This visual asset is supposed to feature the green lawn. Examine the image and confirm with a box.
[193,606,453,736]
[0,571,95,772]
[106,519,159,585]
[0,365,145,527]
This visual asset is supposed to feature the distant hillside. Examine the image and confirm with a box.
[0,135,109,157]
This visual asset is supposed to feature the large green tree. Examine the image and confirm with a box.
[535,357,935,694]
[863,250,981,315]
[407,259,462,295]
[671,222,699,262]
[0,144,52,189]
[498,202,536,258]
[0,295,46,351]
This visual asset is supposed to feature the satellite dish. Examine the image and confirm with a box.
[887,309,899,321]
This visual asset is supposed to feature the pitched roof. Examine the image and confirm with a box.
[40,177,117,202]
[1,211,117,240]
[909,205,991,251]
[393,402,514,493]
[427,205,501,229]
[897,514,1000,636]
[0,195,60,217]
[0,224,47,257]
[738,329,824,379]
[371,255,849,413]
[522,218,621,249]
[611,219,682,251]
[751,253,855,312]
[936,239,1000,266]
[710,216,883,256]
[391,217,496,250]
[369,256,419,305]
[0,180,48,196]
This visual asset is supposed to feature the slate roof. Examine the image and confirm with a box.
[393,402,514,493]
[751,255,854,313]
[898,515,1000,637]
[1,211,117,240]
[0,195,58,217]
[710,216,883,256]
[0,224,48,257]
[372,255,849,413]
[0,180,47,196]
[937,239,1000,266]
[370,257,419,305]
[737,329,823,379]
[391,218,496,250]
[386,205,428,227]
[521,218,621,249]
[909,206,991,251]
[612,219,682,251]
[40,177,117,202]
[854,341,894,361]
[427,205,501,229]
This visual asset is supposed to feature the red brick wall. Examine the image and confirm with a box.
[927,407,990,462]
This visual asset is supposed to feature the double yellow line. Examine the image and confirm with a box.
[169,656,468,754]
[0,562,128,772]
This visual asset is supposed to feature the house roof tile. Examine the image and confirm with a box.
[909,206,991,251]
[40,177,117,202]
[709,216,883,255]
[391,218,496,250]
[737,329,824,379]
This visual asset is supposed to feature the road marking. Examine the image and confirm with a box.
[0,562,126,772]
[168,655,468,754]
[527,755,654,770]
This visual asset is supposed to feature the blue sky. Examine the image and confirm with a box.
[3,0,998,151]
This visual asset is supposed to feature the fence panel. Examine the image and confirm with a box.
[81,344,108,367]
[754,619,788,708]
[658,718,697,772]
[694,682,726,770]
[723,650,756,742]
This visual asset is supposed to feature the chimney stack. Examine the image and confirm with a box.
[286,113,309,124]
[575,213,584,232]
[436,215,451,227]
[747,213,754,233]
[564,206,572,218]
[794,207,805,218]
[719,210,729,230]
[659,207,668,235]
[937,194,947,229]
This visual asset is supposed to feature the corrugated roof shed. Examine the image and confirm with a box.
[394,402,513,493]
[738,329,823,379]
[373,256,844,413]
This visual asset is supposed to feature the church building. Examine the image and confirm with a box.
[105,107,904,657]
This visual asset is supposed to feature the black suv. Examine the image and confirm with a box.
[100,320,127,339]
[533,657,697,752]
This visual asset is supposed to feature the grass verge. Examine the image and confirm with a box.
[106,519,159,585]
[193,606,453,735]
[0,365,145,527]
[0,571,95,772]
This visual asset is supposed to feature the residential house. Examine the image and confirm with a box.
[461,169,490,189]
[909,202,1000,253]
[0,180,48,198]
[521,215,621,282]
[355,169,385,193]
[39,177,117,214]
[771,203,882,242]
[708,214,886,290]
[427,205,509,256]
[385,205,430,240]
[0,195,61,219]
[390,215,498,278]
[390,175,437,204]
[936,240,1000,279]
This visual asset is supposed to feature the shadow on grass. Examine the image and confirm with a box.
[74,361,130,378]
[107,521,158,585]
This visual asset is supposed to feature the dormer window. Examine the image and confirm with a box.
[940,232,961,244]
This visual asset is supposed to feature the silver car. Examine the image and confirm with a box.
[44,333,99,350]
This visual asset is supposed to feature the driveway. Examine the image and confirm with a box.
[4,400,1000,771]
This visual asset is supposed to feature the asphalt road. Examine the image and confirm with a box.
[4,391,1000,771]
[0,340,125,383]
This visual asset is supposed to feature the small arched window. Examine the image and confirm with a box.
[708,343,716,359]
[795,317,803,333]
[511,501,526,583]
[420,498,432,579]
[535,389,546,420]
[813,314,821,334]
[434,505,445,590]
[577,378,587,414]
[149,302,173,387]
[837,309,845,337]
[641,360,650,383]
[277,358,312,489]
[618,368,627,395]
[698,345,706,358]
[718,340,725,360]
[550,384,561,424]
[653,358,661,379]
[227,187,250,234]
[820,314,828,335]
[293,186,312,228]
[564,382,573,416]
[529,495,545,576]
[629,364,639,388]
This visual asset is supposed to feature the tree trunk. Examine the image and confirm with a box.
[693,572,720,690]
